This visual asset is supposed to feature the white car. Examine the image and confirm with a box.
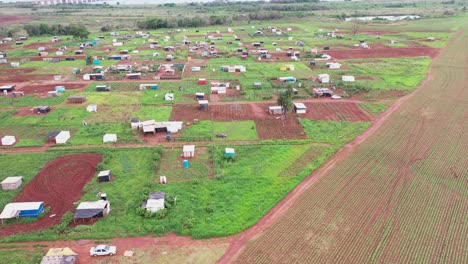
[90,245,117,256]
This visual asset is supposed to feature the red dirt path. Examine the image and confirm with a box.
[0,153,102,237]
[327,46,439,59]
[0,15,34,25]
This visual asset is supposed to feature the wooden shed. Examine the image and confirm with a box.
[67,96,86,104]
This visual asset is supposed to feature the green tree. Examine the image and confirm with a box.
[277,86,293,118]
[85,56,93,66]
[67,24,90,39]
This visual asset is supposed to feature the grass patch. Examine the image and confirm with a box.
[359,102,390,117]
[213,121,258,141]
[299,119,371,146]
[180,121,212,139]
[0,249,45,264]
[70,123,141,145]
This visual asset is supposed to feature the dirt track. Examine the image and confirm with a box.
[0,154,102,237]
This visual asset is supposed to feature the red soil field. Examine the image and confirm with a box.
[300,102,373,122]
[0,15,34,25]
[0,68,55,83]
[170,103,255,122]
[0,153,103,237]
[18,82,87,94]
[255,117,307,140]
[327,46,439,59]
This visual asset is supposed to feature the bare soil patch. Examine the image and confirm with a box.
[255,117,307,140]
[0,153,103,237]
[170,103,255,122]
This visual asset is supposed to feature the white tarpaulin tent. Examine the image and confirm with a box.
[55,131,70,144]
[143,192,165,213]
[1,176,23,190]
[103,134,117,143]
[183,145,195,157]
[0,202,43,224]
[342,75,355,82]
[86,104,97,112]
[1,135,16,146]
[293,103,307,114]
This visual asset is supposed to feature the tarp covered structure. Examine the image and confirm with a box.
[142,192,165,213]
[1,176,22,190]
[74,200,110,219]
[0,202,44,224]
[1,135,16,146]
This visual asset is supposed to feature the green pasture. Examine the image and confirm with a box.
[300,119,371,146]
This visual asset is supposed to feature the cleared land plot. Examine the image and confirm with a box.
[0,154,102,237]
[327,46,439,59]
[300,102,373,122]
[170,104,255,122]
[233,30,467,264]
[255,118,307,140]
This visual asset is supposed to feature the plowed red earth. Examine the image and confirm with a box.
[0,68,54,82]
[255,117,307,140]
[0,15,34,25]
[0,153,102,237]
[170,104,255,122]
[327,46,439,59]
[301,102,373,121]
[18,83,87,94]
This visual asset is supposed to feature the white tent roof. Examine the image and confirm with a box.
[98,170,111,177]
[76,200,108,210]
[0,202,43,219]
[1,176,23,184]
[145,199,165,212]
[183,145,195,152]
[1,136,16,146]
[269,106,283,110]
[103,134,117,142]
[225,148,235,154]
[293,103,307,109]
[198,100,209,105]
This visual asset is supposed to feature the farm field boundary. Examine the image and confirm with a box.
[225,29,467,263]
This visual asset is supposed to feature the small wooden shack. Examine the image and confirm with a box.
[67,96,86,104]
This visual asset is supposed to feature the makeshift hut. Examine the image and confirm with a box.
[165,93,174,101]
[97,170,112,183]
[342,75,355,82]
[131,118,140,129]
[293,103,307,114]
[48,131,70,144]
[67,96,86,104]
[40,248,78,264]
[195,92,205,100]
[183,145,195,158]
[317,74,330,83]
[0,202,44,224]
[1,135,16,146]
[86,104,97,112]
[225,148,235,157]
[34,106,51,114]
[313,88,333,97]
[1,176,22,190]
[198,100,208,110]
[103,134,117,143]
[142,192,165,213]
[73,200,110,221]
[326,62,341,69]
[268,106,284,115]
[96,85,111,92]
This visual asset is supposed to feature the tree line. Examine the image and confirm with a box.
[23,23,90,39]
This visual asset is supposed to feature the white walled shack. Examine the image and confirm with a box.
[293,103,307,114]
[1,135,16,146]
[55,131,71,144]
[342,75,355,82]
[183,145,195,157]
[269,106,284,115]
[103,134,117,143]
[317,74,330,83]
[1,176,23,190]
[86,104,97,112]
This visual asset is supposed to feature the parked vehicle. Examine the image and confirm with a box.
[90,245,117,256]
